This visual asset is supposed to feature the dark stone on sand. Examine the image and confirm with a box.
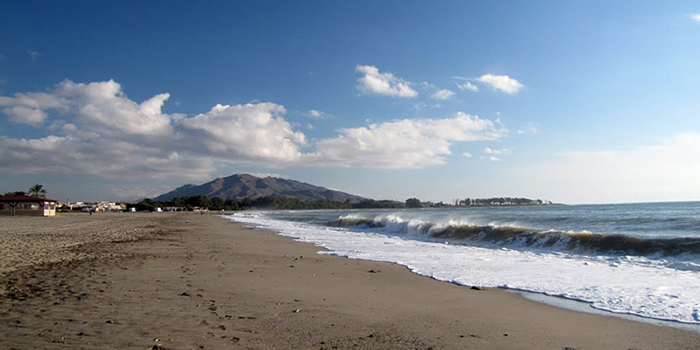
[368,269,380,273]
[503,333,509,336]
[470,286,481,290]
[180,292,190,296]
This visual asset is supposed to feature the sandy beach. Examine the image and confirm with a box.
[1,213,699,350]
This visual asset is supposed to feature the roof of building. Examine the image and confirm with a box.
[0,194,58,203]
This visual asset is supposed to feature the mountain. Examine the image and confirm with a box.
[154,174,366,203]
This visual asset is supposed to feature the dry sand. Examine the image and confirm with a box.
[1,212,698,349]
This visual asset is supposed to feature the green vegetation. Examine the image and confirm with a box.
[405,198,422,208]
[2,191,25,197]
[131,195,554,212]
[28,184,47,198]
[132,195,405,211]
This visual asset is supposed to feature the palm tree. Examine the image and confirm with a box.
[28,184,47,198]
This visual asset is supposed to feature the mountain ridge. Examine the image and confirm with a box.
[154,174,366,203]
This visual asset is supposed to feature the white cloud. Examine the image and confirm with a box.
[307,109,332,119]
[0,91,65,126]
[475,74,524,94]
[308,112,505,169]
[0,80,304,178]
[181,103,305,163]
[355,65,418,98]
[0,80,509,179]
[484,147,511,155]
[250,172,289,179]
[0,80,174,135]
[692,14,700,22]
[489,156,501,162]
[456,81,479,92]
[463,152,473,158]
[432,89,455,100]
[0,134,216,179]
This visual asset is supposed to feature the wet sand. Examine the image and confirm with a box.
[1,212,698,349]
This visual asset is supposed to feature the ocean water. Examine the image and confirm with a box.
[223,202,700,324]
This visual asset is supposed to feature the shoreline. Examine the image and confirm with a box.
[1,212,698,349]
[519,291,700,335]
[228,213,700,335]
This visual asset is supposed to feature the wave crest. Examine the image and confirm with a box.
[328,214,700,258]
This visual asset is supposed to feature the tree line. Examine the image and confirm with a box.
[133,195,554,212]
[133,195,406,211]
[454,197,552,206]
[2,184,48,198]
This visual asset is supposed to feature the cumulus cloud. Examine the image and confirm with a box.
[181,103,305,163]
[489,156,501,162]
[0,80,303,178]
[0,91,65,126]
[308,112,505,169]
[475,74,524,94]
[463,152,473,158]
[0,79,507,178]
[0,80,174,135]
[355,65,418,98]
[692,14,700,22]
[456,81,479,92]
[0,133,216,179]
[432,89,455,100]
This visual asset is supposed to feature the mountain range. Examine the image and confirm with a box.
[154,174,366,203]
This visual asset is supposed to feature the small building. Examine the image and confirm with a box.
[0,194,58,217]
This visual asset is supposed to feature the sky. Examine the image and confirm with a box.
[1,1,700,204]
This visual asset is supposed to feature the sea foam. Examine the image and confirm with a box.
[225,211,700,324]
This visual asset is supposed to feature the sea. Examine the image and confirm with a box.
[224,201,700,329]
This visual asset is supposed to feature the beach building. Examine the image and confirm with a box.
[0,194,58,216]
[65,201,126,213]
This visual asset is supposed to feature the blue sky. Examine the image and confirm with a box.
[1,1,700,204]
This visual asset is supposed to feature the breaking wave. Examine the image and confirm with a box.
[329,214,700,258]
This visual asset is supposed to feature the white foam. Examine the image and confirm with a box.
[226,212,700,324]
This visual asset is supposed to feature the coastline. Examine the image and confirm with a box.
[1,213,698,349]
